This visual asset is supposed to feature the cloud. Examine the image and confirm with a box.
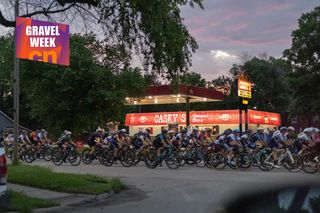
[210,50,237,60]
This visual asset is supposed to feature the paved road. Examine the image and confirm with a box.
[34,161,320,213]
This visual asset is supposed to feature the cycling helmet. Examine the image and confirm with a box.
[280,127,288,132]
[181,129,187,134]
[224,129,232,135]
[303,128,311,133]
[144,128,151,133]
[96,127,103,132]
[41,129,45,132]
[233,129,241,134]
[168,130,175,134]
[201,128,207,132]
[22,130,28,134]
[65,131,72,135]
[193,128,198,132]
[288,126,295,131]
[257,127,264,131]
[119,129,127,134]
[162,129,168,134]
[314,128,319,133]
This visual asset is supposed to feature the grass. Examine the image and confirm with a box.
[6,190,58,213]
[7,164,124,195]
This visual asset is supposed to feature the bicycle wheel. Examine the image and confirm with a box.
[210,153,227,169]
[120,149,134,167]
[302,154,319,174]
[52,151,63,166]
[283,154,302,172]
[131,150,141,166]
[144,149,158,169]
[101,150,115,167]
[22,149,37,163]
[194,151,206,167]
[236,153,252,170]
[257,152,274,171]
[81,149,94,164]
[43,147,54,161]
[165,153,180,169]
[68,151,81,166]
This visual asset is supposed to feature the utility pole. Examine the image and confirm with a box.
[13,0,20,165]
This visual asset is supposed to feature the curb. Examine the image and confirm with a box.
[34,191,115,213]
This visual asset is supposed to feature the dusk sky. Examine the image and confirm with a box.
[0,1,319,81]
[180,0,319,80]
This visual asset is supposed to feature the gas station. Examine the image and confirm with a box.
[124,84,281,136]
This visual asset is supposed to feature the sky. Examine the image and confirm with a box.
[180,0,320,80]
[0,0,319,81]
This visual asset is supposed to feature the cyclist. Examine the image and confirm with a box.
[88,127,104,155]
[111,129,127,157]
[250,127,268,150]
[222,129,237,165]
[269,126,288,168]
[176,128,188,149]
[154,129,169,159]
[57,131,75,153]
[18,130,32,147]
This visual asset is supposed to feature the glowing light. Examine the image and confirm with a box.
[203,98,207,101]
[177,94,181,97]
[155,99,158,104]
[133,101,137,104]
[148,96,152,99]
[176,98,180,103]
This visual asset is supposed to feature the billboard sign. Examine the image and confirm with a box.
[15,17,69,66]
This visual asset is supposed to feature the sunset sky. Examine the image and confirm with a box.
[181,0,319,80]
[0,0,319,80]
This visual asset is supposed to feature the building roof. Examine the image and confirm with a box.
[125,84,224,105]
[0,111,31,132]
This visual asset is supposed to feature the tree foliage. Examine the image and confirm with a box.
[0,33,147,137]
[179,71,206,87]
[283,6,320,117]
[0,0,203,76]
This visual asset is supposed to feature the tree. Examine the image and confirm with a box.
[0,33,148,137]
[283,6,320,118]
[179,71,206,87]
[0,0,203,75]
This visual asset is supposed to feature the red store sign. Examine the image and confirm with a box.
[125,110,281,126]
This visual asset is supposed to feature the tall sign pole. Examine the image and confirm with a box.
[13,0,20,165]
[237,73,252,133]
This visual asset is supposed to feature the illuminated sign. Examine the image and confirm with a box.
[15,17,69,66]
[242,100,249,105]
[125,110,281,126]
[238,79,252,98]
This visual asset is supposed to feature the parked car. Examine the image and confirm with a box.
[0,143,8,209]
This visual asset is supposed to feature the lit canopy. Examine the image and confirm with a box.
[125,84,224,105]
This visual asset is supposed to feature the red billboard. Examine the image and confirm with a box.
[125,110,281,126]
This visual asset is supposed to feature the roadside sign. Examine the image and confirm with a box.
[238,75,252,99]
[15,17,69,66]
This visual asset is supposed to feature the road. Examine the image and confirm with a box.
[34,161,320,213]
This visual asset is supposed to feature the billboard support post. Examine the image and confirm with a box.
[13,0,20,165]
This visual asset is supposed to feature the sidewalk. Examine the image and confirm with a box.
[8,183,113,213]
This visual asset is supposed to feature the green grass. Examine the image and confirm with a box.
[7,190,58,213]
[8,164,124,195]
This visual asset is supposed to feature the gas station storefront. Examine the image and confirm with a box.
[125,109,281,136]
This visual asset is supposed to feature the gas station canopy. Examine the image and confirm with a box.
[125,84,224,105]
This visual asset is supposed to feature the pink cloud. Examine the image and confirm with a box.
[198,35,290,46]
[257,2,289,14]
[224,23,248,33]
